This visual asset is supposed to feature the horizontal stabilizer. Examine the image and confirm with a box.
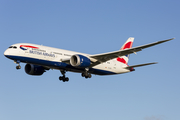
[125,62,158,69]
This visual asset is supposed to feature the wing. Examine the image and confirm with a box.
[61,38,174,67]
[89,38,174,66]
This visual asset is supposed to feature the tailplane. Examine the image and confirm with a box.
[117,37,134,64]
[125,62,158,71]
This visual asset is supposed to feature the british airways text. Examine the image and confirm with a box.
[29,50,55,57]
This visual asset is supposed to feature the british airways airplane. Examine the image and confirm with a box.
[4,37,174,82]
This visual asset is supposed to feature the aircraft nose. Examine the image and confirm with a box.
[4,49,10,57]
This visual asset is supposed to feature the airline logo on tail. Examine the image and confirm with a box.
[117,37,134,64]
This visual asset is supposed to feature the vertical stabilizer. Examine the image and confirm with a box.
[117,37,134,64]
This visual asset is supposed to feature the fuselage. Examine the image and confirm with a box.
[4,43,130,76]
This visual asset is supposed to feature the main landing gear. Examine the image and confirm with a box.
[81,72,92,78]
[59,70,69,82]
[81,68,92,79]
[15,60,21,70]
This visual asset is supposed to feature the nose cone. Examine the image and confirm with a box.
[4,49,10,57]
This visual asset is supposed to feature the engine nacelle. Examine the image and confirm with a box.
[25,64,45,75]
[70,54,91,68]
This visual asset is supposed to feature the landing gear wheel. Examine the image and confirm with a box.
[59,76,69,82]
[81,73,85,77]
[62,77,69,82]
[88,74,92,78]
[82,72,92,79]
[16,65,21,70]
[59,70,69,82]
[65,77,69,81]
[59,76,63,80]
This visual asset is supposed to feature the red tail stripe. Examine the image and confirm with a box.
[117,57,127,64]
[121,42,133,50]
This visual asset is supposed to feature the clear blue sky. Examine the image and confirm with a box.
[0,0,179,120]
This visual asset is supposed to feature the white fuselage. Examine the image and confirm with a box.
[4,43,130,75]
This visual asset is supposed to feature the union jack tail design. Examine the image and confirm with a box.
[117,37,134,64]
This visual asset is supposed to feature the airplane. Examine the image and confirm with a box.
[4,37,174,82]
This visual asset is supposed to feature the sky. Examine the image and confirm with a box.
[0,0,180,120]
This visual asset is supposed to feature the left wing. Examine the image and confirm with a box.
[89,38,174,66]
[61,38,174,67]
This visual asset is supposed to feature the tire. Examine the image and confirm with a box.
[81,73,85,77]
[65,77,69,81]
[16,66,21,69]
[59,76,63,80]
[88,74,92,78]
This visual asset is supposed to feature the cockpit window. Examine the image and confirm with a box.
[9,46,17,49]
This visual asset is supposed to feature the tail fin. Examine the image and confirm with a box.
[120,37,134,50]
[117,37,134,64]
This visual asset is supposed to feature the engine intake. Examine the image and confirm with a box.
[70,54,91,68]
[25,64,45,75]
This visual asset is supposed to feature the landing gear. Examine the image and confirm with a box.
[59,76,69,82]
[15,60,21,70]
[82,73,92,78]
[81,68,92,79]
[59,70,69,82]
[16,65,21,69]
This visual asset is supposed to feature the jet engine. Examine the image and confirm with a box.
[70,54,91,68]
[25,64,45,75]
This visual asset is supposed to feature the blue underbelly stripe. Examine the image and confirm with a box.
[5,55,116,75]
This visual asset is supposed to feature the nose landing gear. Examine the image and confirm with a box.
[14,60,21,70]
[16,65,21,69]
